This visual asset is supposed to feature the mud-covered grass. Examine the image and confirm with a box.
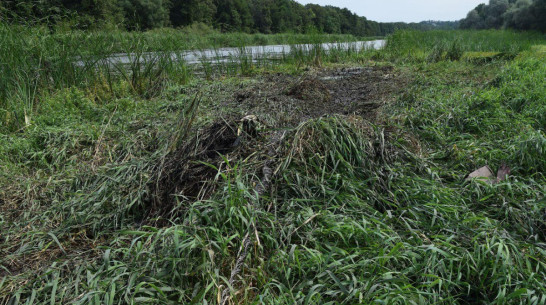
[1,31,546,304]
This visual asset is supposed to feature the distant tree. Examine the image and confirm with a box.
[250,0,272,33]
[306,4,342,33]
[1,0,478,34]
[504,0,533,29]
[118,0,171,30]
[528,0,546,30]
[419,20,460,30]
[460,9,486,29]
[1,0,67,25]
[170,0,216,27]
[213,0,253,32]
[485,0,510,28]
[460,0,545,31]
[58,0,124,29]
[268,0,308,32]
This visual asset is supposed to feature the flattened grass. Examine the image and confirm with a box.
[1,30,545,304]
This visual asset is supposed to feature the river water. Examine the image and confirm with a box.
[75,40,386,67]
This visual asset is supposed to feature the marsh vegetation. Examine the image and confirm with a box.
[0,22,545,305]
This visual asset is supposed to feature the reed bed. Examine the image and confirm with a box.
[0,23,370,131]
[382,29,545,62]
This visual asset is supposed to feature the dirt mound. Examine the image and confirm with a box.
[149,65,408,217]
[317,65,401,119]
[287,78,331,103]
[150,113,273,218]
[151,120,240,216]
[229,65,407,127]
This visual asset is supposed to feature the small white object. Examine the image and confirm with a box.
[466,166,495,183]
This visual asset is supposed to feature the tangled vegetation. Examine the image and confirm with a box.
[0,29,545,304]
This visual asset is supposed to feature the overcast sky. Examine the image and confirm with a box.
[294,0,487,23]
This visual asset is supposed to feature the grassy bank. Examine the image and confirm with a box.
[382,29,545,62]
[0,29,545,304]
[0,23,371,132]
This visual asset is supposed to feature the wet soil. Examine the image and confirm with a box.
[229,65,408,127]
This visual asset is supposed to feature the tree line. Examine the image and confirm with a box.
[460,0,545,31]
[0,0,457,36]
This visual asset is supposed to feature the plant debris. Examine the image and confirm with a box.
[229,65,408,127]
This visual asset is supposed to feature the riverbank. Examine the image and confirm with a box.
[0,24,381,132]
[1,29,545,304]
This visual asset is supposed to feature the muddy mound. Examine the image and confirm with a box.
[287,78,331,103]
[151,120,240,215]
[318,66,399,116]
[229,65,407,127]
[150,114,271,218]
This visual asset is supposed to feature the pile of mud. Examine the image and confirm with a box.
[287,78,331,103]
[150,65,408,216]
[150,116,271,217]
[151,120,240,215]
[230,65,407,127]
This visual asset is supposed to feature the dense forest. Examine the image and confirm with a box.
[0,0,458,36]
[460,0,546,31]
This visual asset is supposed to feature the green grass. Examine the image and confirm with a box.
[1,29,545,304]
[0,23,372,131]
[381,29,545,62]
